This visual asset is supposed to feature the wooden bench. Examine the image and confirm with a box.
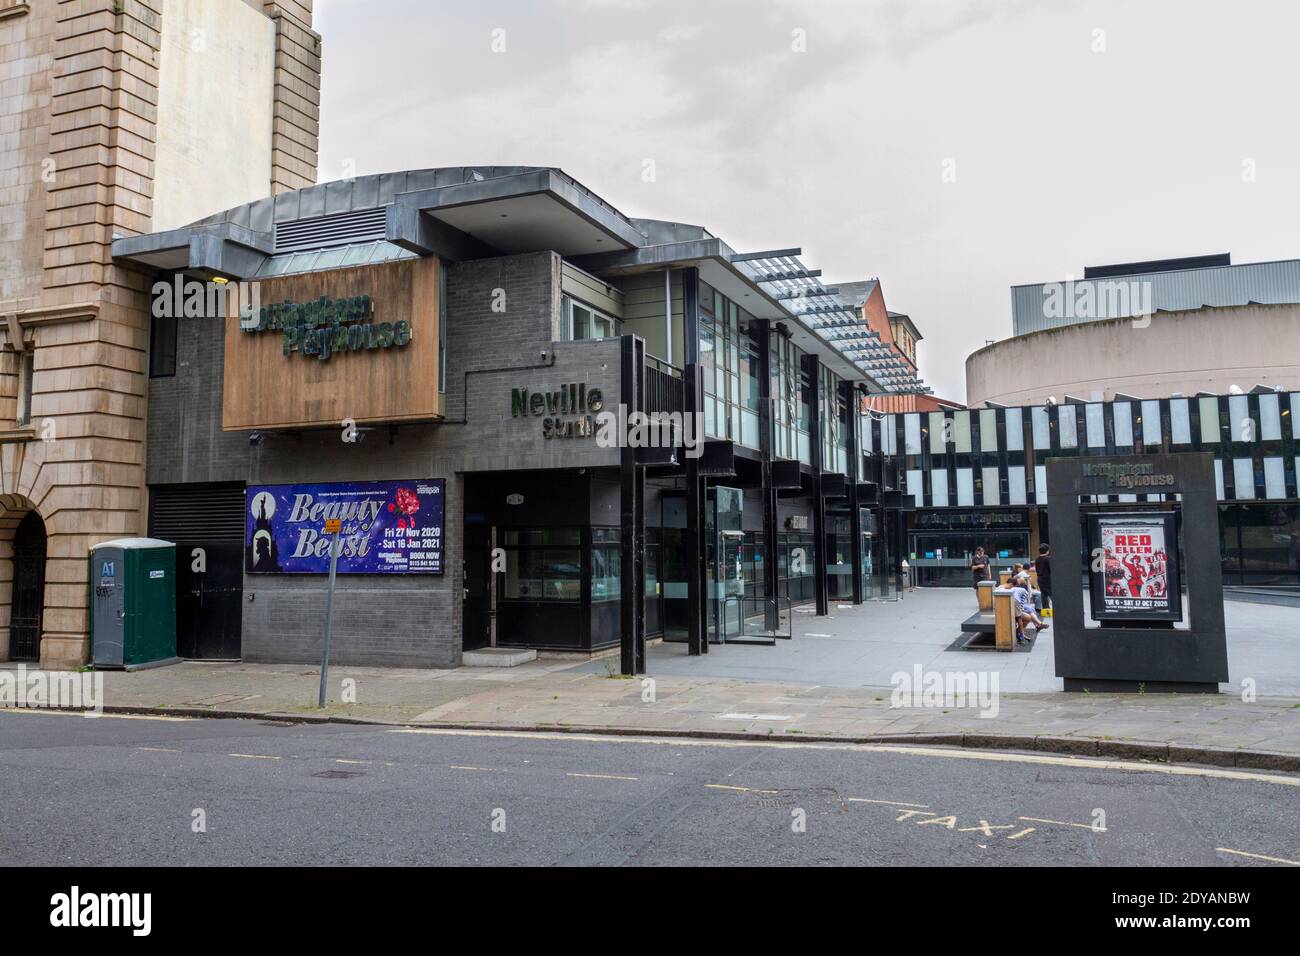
[962,586,1022,652]
[992,587,1016,651]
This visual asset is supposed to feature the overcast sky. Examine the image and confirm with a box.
[315,0,1300,401]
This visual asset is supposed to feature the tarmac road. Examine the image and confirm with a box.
[1,709,1297,867]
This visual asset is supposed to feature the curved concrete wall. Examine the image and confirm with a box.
[966,303,1300,407]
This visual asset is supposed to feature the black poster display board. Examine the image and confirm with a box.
[1047,453,1227,693]
[1087,511,1182,622]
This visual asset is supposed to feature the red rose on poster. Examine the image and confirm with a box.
[394,487,421,530]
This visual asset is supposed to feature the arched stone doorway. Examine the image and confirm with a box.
[10,510,46,662]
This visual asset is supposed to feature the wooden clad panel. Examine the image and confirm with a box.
[222,257,441,431]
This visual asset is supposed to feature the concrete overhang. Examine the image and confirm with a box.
[112,222,272,279]
[572,239,873,385]
[392,168,645,257]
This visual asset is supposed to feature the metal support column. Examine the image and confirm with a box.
[845,382,863,605]
[684,362,708,655]
[803,354,829,616]
[619,335,646,675]
[755,320,780,626]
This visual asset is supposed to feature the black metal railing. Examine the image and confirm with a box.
[644,354,685,416]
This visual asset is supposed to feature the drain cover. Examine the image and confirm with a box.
[312,770,363,779]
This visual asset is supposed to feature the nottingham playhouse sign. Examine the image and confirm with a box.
[241,294,411,361]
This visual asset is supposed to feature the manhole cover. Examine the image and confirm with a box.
[312,770,364,779]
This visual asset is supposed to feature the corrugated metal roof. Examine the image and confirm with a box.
[1011,258,1300,335]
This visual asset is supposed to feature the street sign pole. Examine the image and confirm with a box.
[318,521,341,708]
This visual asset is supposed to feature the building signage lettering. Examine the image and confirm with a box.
[913,509,1028,531]
[240,294,411,361]
[511,383,604,439]
[246,479,444,574]
[1082,462,1175,489]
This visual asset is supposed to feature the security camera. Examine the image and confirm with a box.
[540,349,549,361]
[248,432,264,446]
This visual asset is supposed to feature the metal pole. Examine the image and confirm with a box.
[318,530,340,708]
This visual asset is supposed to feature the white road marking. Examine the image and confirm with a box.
[448,765,509,773]
[846,797,930,808]
[136,746,180,753]
[0,709,191,722]
[228,753,280,760]
[1216,847,1300,866]
[567,772,638,781]
[1020,815,1106,832]
[716,713,792,721]
[389,727,1300,787]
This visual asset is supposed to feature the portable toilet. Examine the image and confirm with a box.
[90,538,178,669]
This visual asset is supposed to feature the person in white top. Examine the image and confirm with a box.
[1010,572,1046,644]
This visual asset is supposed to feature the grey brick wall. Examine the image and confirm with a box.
[147,249,624,668]
[146,311,252,487]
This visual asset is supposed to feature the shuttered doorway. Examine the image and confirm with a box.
[149,483,245,660]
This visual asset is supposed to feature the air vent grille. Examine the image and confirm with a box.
[149,484,247,542]
[274,207,388,254]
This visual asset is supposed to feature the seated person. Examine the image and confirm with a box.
[1010,579,1047,644]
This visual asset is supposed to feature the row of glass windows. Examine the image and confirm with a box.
[698,280,761,449]
[819,364,849,474]
[771,333,812,464]
[498,527,620,603]
[865,395,1300,506]
[864,394,1300,460]
[558,295,619,341]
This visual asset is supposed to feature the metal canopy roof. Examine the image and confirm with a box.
[730,251,929,394]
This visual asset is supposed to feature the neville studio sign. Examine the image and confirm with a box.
[511,382,604,438]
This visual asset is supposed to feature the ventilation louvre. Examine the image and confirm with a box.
[274,207,388,254]
[149,484,246,542]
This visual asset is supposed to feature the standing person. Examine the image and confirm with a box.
[970,546,990,597]
[1034,543,1052,617]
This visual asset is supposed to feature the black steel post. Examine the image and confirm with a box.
[803,354,829,616]
[633,337,647,674]
[619,335,645,675]
[845,382,863,605]
[755,320,779,627]
[684,362,706,655]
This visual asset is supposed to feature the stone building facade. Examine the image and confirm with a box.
[0,0,320,667]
